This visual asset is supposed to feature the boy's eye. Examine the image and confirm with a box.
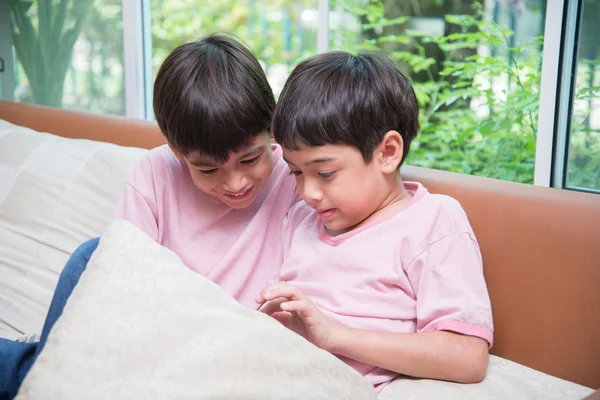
[241,155,261,165]
[198,168,218,175]
[318,171,335,179]
[289,170,302,176]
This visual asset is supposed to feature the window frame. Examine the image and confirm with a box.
[534,0,567,187]
[534,0,595,193]
[122,0,146,119]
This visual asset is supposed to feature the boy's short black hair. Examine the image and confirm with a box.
[273,51,419,165]
[154,33,275,162]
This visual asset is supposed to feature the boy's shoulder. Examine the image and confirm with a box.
[141,144,183,171]
[126,144,188,190]
[403,182,475,239]
[405,181,463,213]
[421,191,466,218]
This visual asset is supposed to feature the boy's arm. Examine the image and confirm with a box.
[114,154,160,241]
[334,231,492,383]
[258,231,493,383]
[331,326,489,383]
[115,182,159,241]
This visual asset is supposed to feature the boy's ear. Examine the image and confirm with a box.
[376,130,403,174]
[168,143,185,162]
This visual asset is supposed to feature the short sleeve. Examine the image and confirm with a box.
[115,183,159,241]
[407,233,494,347]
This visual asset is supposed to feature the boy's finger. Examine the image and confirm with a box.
[257,289,279,302]
[258,297,287,314]
[262,282,305,302]
[256,283,281,303]
[280,300,310,316]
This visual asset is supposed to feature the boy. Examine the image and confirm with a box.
[257,51,493,390]
[116,33,298,307]
[1,34,298,398]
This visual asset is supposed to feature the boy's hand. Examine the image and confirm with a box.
[256,282,338,351]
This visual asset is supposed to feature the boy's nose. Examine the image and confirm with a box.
[300,180,323,205]
[224,173,248,193]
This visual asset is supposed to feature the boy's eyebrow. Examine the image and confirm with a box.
[238,146,264,159]
[305,157,337,166]
[282,156,337,166]
[188,146,264,168]
[189,158,218,168]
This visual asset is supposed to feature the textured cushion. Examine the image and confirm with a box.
[378,355,594,400]
[17,220,378,400]
[0,119,147,339]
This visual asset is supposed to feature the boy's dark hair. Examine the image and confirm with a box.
[273,51,419,165]
[153,33,275,162]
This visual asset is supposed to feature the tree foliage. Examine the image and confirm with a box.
[11,0,599,189]
[10,0,94,107]
[331,0,599,188]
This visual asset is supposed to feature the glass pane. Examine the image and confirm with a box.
[329,0,546,184]
[9,0,126,115]
[566,0,600,191]
[150,0,318,97]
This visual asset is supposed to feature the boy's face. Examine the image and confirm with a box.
[283,143,394,231]
[173,133,274,209]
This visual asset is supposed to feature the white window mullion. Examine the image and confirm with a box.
[535,0,582,188]
[551,0,581,189]
[122,0,145,119]
[317,0,330,53]
[534,0,565,187]
[141,0,154,120]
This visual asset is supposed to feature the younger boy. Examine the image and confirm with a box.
[257,51,493,390]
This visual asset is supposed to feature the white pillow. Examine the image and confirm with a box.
[378,355,594,400]
[0,120,147,339]
[17,220,377,399]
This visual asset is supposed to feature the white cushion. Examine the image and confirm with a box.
[0,119,147,339]
[378,355,594,400]
[17,220,378,400]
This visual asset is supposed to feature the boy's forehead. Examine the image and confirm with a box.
[283,143,357,165]
[187,142,267,166]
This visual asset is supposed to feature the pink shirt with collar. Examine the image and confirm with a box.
[115,144,298,309]
[279,181,493,389]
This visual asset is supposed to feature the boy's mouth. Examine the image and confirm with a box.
[316,208,335,220]
[223,187,254,201]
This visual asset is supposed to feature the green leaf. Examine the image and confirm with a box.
[377,34,409,45]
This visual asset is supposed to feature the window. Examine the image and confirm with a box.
[535,0,600,192]
[2,0,126,116]
[0,0,597,191]
[150,0,319,96]
[328,0,546,184]
[564,0,600,192]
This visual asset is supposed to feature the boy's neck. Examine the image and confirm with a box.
[361,174,412,225]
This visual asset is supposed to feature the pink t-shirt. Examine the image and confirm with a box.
[279,182,493,389]
[115,144,298,309]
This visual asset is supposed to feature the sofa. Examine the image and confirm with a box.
[0,100,598,398]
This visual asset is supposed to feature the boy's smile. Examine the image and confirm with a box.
[171,133,275,209]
